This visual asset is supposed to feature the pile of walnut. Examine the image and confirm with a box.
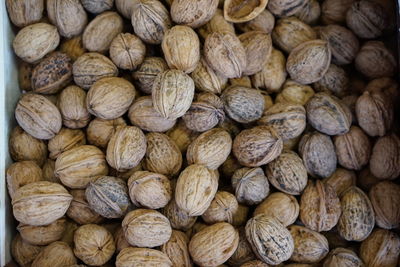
[6,0,400,266]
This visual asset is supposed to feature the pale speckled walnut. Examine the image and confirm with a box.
[239,31,272,75]
[369,134,400,180]
[189,222,239,266]
[116,247,172,267]
[171,0,219,28]
[300,180,341,232]
[161,230,192,267]
[202,191,239,224]
[132,57,168,94]
[17,217,66,246]
[11,234,42,267]
[232,167,270,205]
[31,241,77,267]
[237,10,275,34]
[228,228,256,266]
[67,189,104,225]
[6,161,43,199]
[323,247,363,267]
[162,198,197,231]
[48,128,86,160]
[323,168,356,197]
[338,187,375,241]
[110,33,146,71]
[275,80,314,106]
[224,0,269,23]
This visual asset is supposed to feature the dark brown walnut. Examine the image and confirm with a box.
[131,0,172,44]
[31,52,72,94]
[369,134,400,180]
[72,52,118,90]
[251,48,287,93]
[341,94,359,124]
[338,186,375,241]
[355,41,396,79]
[190,57,228,95]
[129,96,176,133]
[232,167,270,205]
[313,64,349,97]
[82,11,123,53]
[198,9,235,39]
[357,167,380,192]
[74,224,115,266]
[259,103,306,141]
[132,57,168,94]
[15,93,62,140]
[224,0,269,23]
[58,85,91,129]
[6,161,43,199]
[323,168,356,197]
[17,217,66,246]
[306,92,351,136]
[18,61,33,91]
[110,33,146,71]
[6,0,44,27]
[272,17,317,54]
[86,77,136,120]
[319,25,359,65]
[300,180,341,232]
[370,181,400,229]
[266,151,308,195]
[55,145,108,189]
[162,198,197,231]
[81,0,114,13]
[116,247,172,267]
[239,31,272,75]
[321,0,354,24]
[221,86,265,123]
[47,0,87,38]
[293,0,321,25]
[161,230,192,267]
[323,229,350,250]
[11,234,42,267]
[31,241,77,267]
[60,36,87,62]
[86,176,131,219]
[289,225,329,263]
[86,117,126,148]
[202,191,239,224]
[356,90,393,137]
[171,0,219,28]
[299,132,337,178]
[334,126,371,170]
[267,0,307,17]
[237,10,275,34]
[323,247,363,267]
[365,77,399,100]
[286,39,331,85]
[360,229,400,267]
[233,125,283,167]
[245,214,294,265]
[48,128,86,160]
[275,80,314,106]
[346,0,388,39]
[9,126,47,166]
[204,31,247,79]
[228,227,256,266]
[67,189,103,225]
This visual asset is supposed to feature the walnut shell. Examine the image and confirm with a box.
[110,33,146,70]
[272,17,317,54]
[323,247,363,267]
[15,93,62,140]
[114,226,130,253]
[55,145,108,189]
[6,0,44,27]
[48,128,86,161]
[202,191,239,224]
[338,186,375,241]
[11,234,42,267]
[239,31,272,75]
[72,52,118,90]
[246,214,294,265]
[31,241,77,267]
[6,161,43,199]
[221,86,265,123]
[233,126,283,167]
[369,134,400,180]
[313,64,349,97]
[321,0,354,24]
[161,230,192,267]
[293,0,321,25]
[116,247,172,267]
[232,204,250,227]
[198,9,235,39]
[131,0,172,44]
[12,181,72,226]
[122,209,172,247]
[323,168,356,197]
[81,0,113,13]
[237,10,275,34]
[17,217,66,245]
[204,31,247,79]
[251,48,287,93]
[254,192,299,227]
[267,0,307,16]
[175,164,219,216]
[82,11,123,53]
[47,0,87,38]
[42,159,58,183]
[189,222,239,266]
[355,41,396,79]
[74,224,116,266]
[228,228,256,266]
[86,117,126,148]
[300,180,341,232]
[360,229,400,267]
[224,0,268,23]
[171,0,218,28]
[162,198,197,231]
[115,0,136,18]
[167,121,200,153]
[266,151,308,195]
[275,80,314,106]
[232,167,270,205]
[106,126,146,172]
[152,70,195,120]
[132,57,169,94]
[58,85,90,129]
[67,189,103,225]
[13,23,60,63]
[85,176,130,219]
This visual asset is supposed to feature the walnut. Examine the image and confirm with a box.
[323,247,363,267]
[323,168,356,197]
[314,65,349,98]
[6,161,43,199]
[110,33,146,71]
[369,134,400,180]
[338,187,375,241]
[239,31,272,75]
[293,0,321,25]
[228,228,256,266]
[162,198,197,231]
[254,192,299,227]
[122,209,172,247]
[202,191,239,224]
[17,217,66,246]
[267,0,307,16]
[232,167,270,205]
[189,222,239,266]
[237,10,275,34]
[6,0,44,27]
[167,121,200,153]
[132,57,168,94]
[81,0,113,13]
[224,0,268,23]
[116,247,172,267]
[67,189,103,225]
[161,230,192,267]
[114,227,130,253]
[232,204,250,227]
[31,241,77,267]
[115,0,136,19]
[171,0,219,28]
[48,128,86,160]
[321,0,354,24]
[198,9,235,39]
[300,180,341,232]
[42,159,59,183]
[86,117,126,148]
[11,234,42,267]
[275,80,314,106]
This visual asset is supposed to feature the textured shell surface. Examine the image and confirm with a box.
[109,33,146,70]
[132,57,169,94]
[6,161,43,199]
[232,167,270,205]
[17,217,66,246]
[31,241,77,267]
[267,0,307,17]
[171,0,219,28]
[116,247,172,267]
[48,128,86,160]
[224,0,269,23]
[161,230,192,267]
[58,85,91,129]
[6,0,44,27]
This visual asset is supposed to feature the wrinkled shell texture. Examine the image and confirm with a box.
[48,128,86,160]
[161,230,192,267]
[323,247,363,267]
[67,189,104,225]
[369,134,400,180]
[232,167,270,205]
[87,117,126,148]
[17,217,66,246]
[116,247,172,267]
[6,161,43,199]
[268,0,307,17]
[6,0,44,27]
[162,198,197,231]
[11,234,42,266]
[313,64,349,98]
[132,57,168,94]
[324,168,357,196]
[31,241,77,267]
[228,228,256,266]
[58,86,91,129]
[190,57,227,94]
[202,191,239,224]
[171,0,219,28]
[110,33,146,70]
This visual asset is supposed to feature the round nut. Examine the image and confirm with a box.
[110,33,146,70]
[6,0,44,27]
[86,117,126,148]
[275,80,314,106]
[6,161,43,199]
[162,198,197,231]
[202,191,239,224]
[161,230,192,267]
[81,0,113,13]
[67,189,103,225]
[132,57,169,94]
[31,241,77,267]
[58,85,91,129]
[323,168,357,197]
[369,134,400,180]
[232,167,270,205]
[11,234,42,267]
[323,247,363,267]
[267,0,307,16]
[116,247,172,267]
[237,10,275,34]
[48,128,86,160]
[17,217,66,246]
